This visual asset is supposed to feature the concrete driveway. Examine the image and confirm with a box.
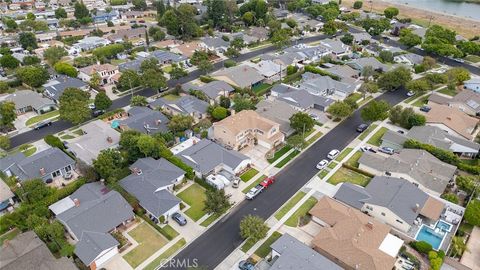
[240,145,270,171]
[460,226,480,270]
[102,254,133,270]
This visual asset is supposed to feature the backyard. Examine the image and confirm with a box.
[123,222,169,268]
[327,167,372,187]
[285,196,318,227]
[177,183,207,221]
[367,127,388,146]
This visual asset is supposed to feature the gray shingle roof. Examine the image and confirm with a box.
[358,149,457,194]
[279,89,334,111]
[214,65,264,88]
[152,95,209,115]
[182,80,234,100]
[348,57,389,72]
[5,90,56,111]
[56,182,134,239]
[0,148,75,181]
[333,182,371,209]
[270,233,342,270]
[175,139,249,175]
[43,75,88,101]
[120,106,169,134]
[150,50,187,63]
[255,99,296,136]
[201,37,229,49]
[299,74,356,96]
[75,231,118,265]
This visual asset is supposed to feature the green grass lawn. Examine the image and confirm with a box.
[437,87,457,97]
[268,145,292,163]
[358,96,373,106]
[254,232,282,258]
[405,93,420,104]
[240,168,259,182]
[327,161,338,170]
[412,95,430,107]
[123,223,169,268]
[200,213,221,227]
[72,129,84,136]
[358,124,377,141]
[60,135,75,140]
[162,94,180,101]
[144,238,186,270]
[0,228,20,246]
[162,65,173,73]
[111,59,127,65]
[465,55,480,63]
[348,93,362,102]
[240,238,257,252]
[327,167,372,187]
[25,110,59,126]
[460,159,480,166]
[285,196,318,227]
[345,151,363,168]
[275,150,299,168]
[21,147,37,157]
[336,148,353,162]
[318,170,329,179]
[177,183,207,221]
[252,83,272,96]
[367,127,388,146]
[306,131,323,145]
[160,225,179,239]
[275,192,306,220]
[242,175,267,193]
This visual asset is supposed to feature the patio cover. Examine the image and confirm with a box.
[420,197,444,221]
[379,233,404,257]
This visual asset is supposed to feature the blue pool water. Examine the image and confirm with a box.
[111,120,120,129]
[436,220,452,232]
[415,225,444,250]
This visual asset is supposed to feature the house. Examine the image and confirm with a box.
[352,31,373,44]
[380,126,480,158]
[348,57,390,72]
[424,103,479,140]
[255,99,297,136]
[120,158,184,223]
[428,91,480,117]
[270,83,299,97]
[247,27,269,42]
[150,50,187,65]
[68,120,120,165]
[3,90,56,115]
[299,73,357,98]
[93,10,120,23]
[211,110,285,151]
[79,64,119,86]
[269,233,342,270]
[464,77,480,93]
[309,196,403,270]
[324,64,361,84]
[282,44,331,64]
[199,37,229,54]
[246,60,284,82]
[0,179,14,213]
[107,28,145,43]
[182,80,234,103]
[277,87,334,112]
[170,41,201,58]
[0,231,77,270]
[0,148,75,183]
[43,75,89,103]
[119,106,169,135]
[149,95,209,123]
[71,36,111,53]
[319,38,350,57]
[212,65,264,89]
[49,182,134,270]
[394,53,423,66]
[173,137,251,178]
[334,176,444,233]
[358,149,457,196]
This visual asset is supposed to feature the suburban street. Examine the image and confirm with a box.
[165,87,408,270]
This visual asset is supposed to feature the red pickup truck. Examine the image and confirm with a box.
[245,176,276,200]
[260,176,275,188]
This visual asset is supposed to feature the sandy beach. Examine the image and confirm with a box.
[341,0,480,38]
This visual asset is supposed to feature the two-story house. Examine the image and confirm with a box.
[78,64,119,86]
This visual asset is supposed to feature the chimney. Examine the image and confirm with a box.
[73,198,80,207]
[366,221,374,230]
[414,203,420,212]
[39,168,46,176]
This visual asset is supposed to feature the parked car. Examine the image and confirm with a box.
[172,212,187,226]
[316,159,329,170]
[356,123,369,132]
[397,130,405,134]
[88,103,96,110]
[309,113,319,121]
[406,91,415,97]
[420,106,431,112]
[327,149,340,160]
[360,146,372,152]
[238,260,255,270]
[379,146,394,155]
[64,171,73,180]
[232,177,240,188]
[92,109,105,117]
[246,185,263,200]
[34,120,52,130]
[260,176,275,188]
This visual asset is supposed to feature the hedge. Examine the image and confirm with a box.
[44,134,65,150]
[409,240,433,254]
[139,214,175,240]
[342,163,375,178]
[199,75,216,83]
[304,65,341,81]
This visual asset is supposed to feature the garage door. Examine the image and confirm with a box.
[95,247,118,267]
[257,140,271,148]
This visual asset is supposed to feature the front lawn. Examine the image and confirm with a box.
[437,87,457,97]
[345,151,363,168]
[21,147,37,157]
[162,94,180,101]
[327,167,372,187]
[327,161,338,170]
[240,168,259,182]
[160,225,179,239]
[177,183,207,221]
[25,110,59,126]
[274,192,306,220]
[200,213,221,227]
[348,93,362,102]
[465,55,480,63]
[412,95,430,107]
[336,148,353,162]
[252,83,273,96]
[306,131,323,145]
[254,232,282,258]
[318,170,329,179]
[274,150,299,168]
[358,124,377,141]
[285,196,318,227]
[367,127,388,146]
[268,145,291,163]
[123,223,169,268]
[144,238,187,270]
[242,175,267,193]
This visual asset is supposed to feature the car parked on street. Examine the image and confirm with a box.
[327,149,340,160]
[260,176,275,188]
[172,212,187,226]
[246,185,263,200]
[34,120,52,130]
[420,106,431,112]
[356,123,369,132]
[379,146,394,155]
[406,91,415,97]
[316,159,329,170]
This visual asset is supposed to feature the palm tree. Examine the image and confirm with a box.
[450,236,468,257]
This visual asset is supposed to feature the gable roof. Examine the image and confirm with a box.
[0,231,77,270]
[175,139,249,174]
[79,64,117,76]
[201,37,229,49]
[325,65,360,84]
[55,182,133,239]
[75,231,118,266]
[213,65,264,88]
[126,157,185,189]
[299,73,356,96]
[213,110,278,135]
[120,106,169,134]
[348,57,389,71]
[5,90,56,111]
[319,38,349,54]
[43,75,88,101]
[406,126,480,152]
[425,103,479,140]
[270,233,342,270]
[151,95,209,115]
[358,149,457,194]
[255,99,297,136]
[182,80,234,100]
[278,88,334,110]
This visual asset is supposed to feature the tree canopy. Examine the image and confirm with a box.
[59,88,91,125]
[289,112,315,133]
[361,100,390,122]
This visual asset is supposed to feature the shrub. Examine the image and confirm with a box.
[304,65,340,80]
[224,59,236,68]
[286,65,298,75]
[199,75,216,83]
[410,240,433,254]
[44,135,65,150]
[353,1,363,9]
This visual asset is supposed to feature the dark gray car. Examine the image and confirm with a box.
[172,212,187,226]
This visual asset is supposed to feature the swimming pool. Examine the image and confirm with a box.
[415,225,444,250]
[436,220,452,232]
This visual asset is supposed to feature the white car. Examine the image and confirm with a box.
[316,159,329,170]
[360,146,372,152]
[406,91,415,97]
[327,149,340,160]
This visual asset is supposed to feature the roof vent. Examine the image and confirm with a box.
[366,221,374,230]
[39,168,46,176]
[73,198,80,207]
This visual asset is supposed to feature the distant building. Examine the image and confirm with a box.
[464,78,480,93]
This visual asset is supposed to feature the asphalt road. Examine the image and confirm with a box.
[166,87,408,270]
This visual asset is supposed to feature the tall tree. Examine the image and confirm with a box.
[74,1,90,19]
[55,8,67,19]
[43,46,68,66]
[327,101,353,118]
[168,115,193,132]
[377,66,412,91]
[93,149,125,182]
[204,189,231,215]
[0,102,16,128]
[59,87,91,125]
[383,7,399,19]
[142,69,167,91]
[94,92,112,110]
[289,112,315,134]
[156,0,166,17]
[18,32,38,50]
[239,215,268,242]
[16,66,50,87]
[131,95,148,106]
[361,100,390,122]
[0,54,20,69]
